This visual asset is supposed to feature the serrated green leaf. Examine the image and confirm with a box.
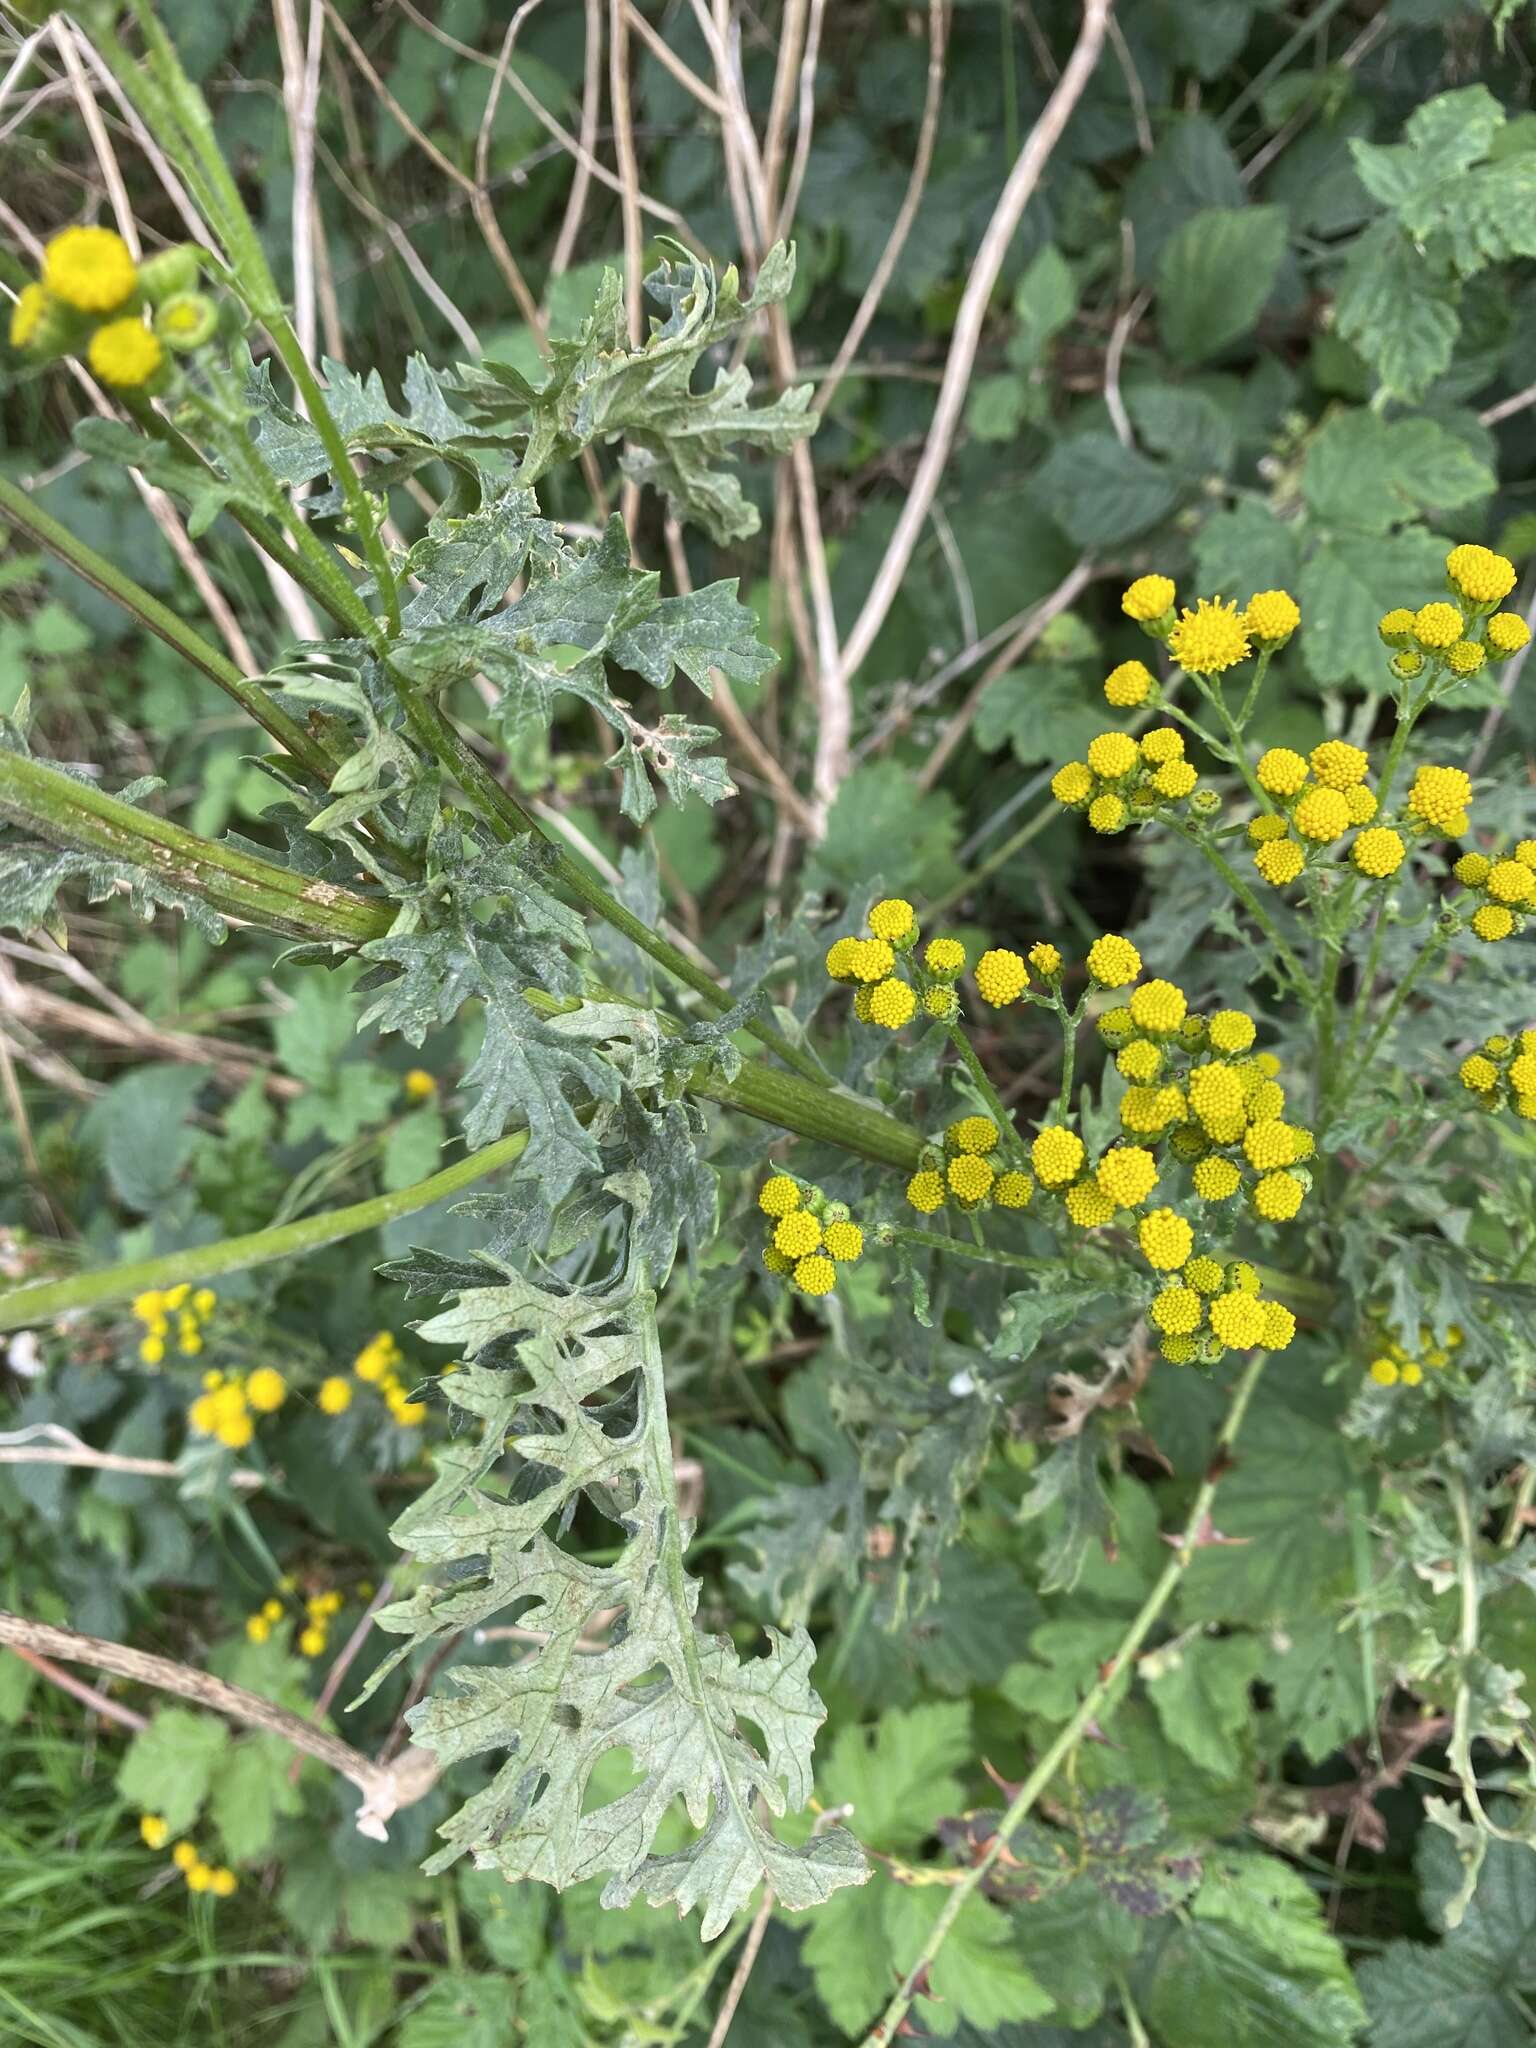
[116,1707,229,1836]
[1143,1632,1264,1779]
[398,1975,518,2048]
[1302,411,1495,534]
[1030,433,1179,548]
[883,1886,1056,2038]
[1349,85,1505,231]
[1297,527,1452,691]
[1157,207,1288,364]
[357,1269,864,1938]
[209,1734,303,1862]
[817,1702,972,1855]
[1334,221,1462,403]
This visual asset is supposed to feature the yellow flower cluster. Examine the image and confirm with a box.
[759,1173,865,1295]
[1405,763,1473,839]
[1458,1028,1536,1117]
[142,1821,236,1898]
[187,1365,285,1451]
[296,1587,344,1659]
[1377,546,1526,684]
[826,898,922,1030]
[904,1117,1035,1218]
[1365,1322,1462,1390]
[1118,573,1299,676]
[243,1595,285,1645]
[352,1330,427,1425]
[1051,725,1201,834]
[403,1068,438,1101]
[1450,840,1536,945]
[131,1282,216,1366]
[1149,1255,1296,1366]
[1249,741,1386,887]
[11,229,219,390]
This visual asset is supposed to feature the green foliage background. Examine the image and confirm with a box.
[3,1,1536,2044]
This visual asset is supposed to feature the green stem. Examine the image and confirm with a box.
[1054,992,1083,1119]
[883,1225,1061,1274]
[946,1021,1020,1151]
[925,799,1059,920]
[1235,646,1274,731]
[1342,925,1449,1096]
[1173,822,1311,998]
[1194,671,1274,817]
[0,748,390,944]
[866,1349,1270,2045]
[0,1129,531,1333]
[0,476,330,784]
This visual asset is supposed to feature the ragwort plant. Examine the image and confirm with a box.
[5,7,1536,2042]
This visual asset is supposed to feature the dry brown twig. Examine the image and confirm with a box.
[0,1421,263,1488]
[552,0,604,274]
[0,1609,437,1839]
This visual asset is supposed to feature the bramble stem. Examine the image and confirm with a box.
[866,1349,1269,2046]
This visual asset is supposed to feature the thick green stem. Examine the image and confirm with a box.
[946,1021,1021,1152]
[0,476,330,783]
[883,1226,1060,1274]
[867,1348,1270,2046]
[1174,823,1311,998]
[0,749,390,944]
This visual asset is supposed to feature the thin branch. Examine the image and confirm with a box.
[775,0,825,237]
[814,0,948,416]
[1104,229,1148,453]
[759,0,807,225]
[1480,380,1536,428]
[552,0,603,274]
[623,1,729,117]
[0,1609,435,1839]
[1106,11,1151,154]
[706,1883,776,2048]
[823,0,1116,709]
[6,1644,148,1732]
[51,20,139,255]
[272,0,326,361]
[316,138,484,357]
[0,1422,262,1488]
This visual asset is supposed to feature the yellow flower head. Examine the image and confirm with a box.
[867,978,916,1029]
[403,1068,437,1101]
[993,1169,1035,1208]
[946,1154,995,1203]
[1160,1333,1198,1364]
[1129,979,1187,1038]
[1292,786,1350,844]
[1460,1053,1499,1093]
[1413,601,1464,650]
[245,1367,287,1414]
[1120,1084,1187,1136]
[1193,1156,1242,1202]
[1168,597,1250,676]
[1368,1357,1399,1388]
[1243,1118,1301,1170]
[87,317,164,391]
[868,897,915,944]
[763,1245,794,1274]
[1485,860,1534,907]
[825,936,862,982]
[1104,660,1154,707]
[948,1115,999,1156]
[774,1211,822,1259]
[209,1868,238,1899]
[1378,608,1416,647]
[1188,1061,1245,1136]
[9,282,49,350]
[759,1174,801,1217]
[823,1220,863,1262]
[1255,747,1308,798]
[794,1254,837,1297]
[1209,1291,1266,1350]
[906,1170,945,1214]
[1207,1009,1256,1055]
[1027,941,1062,977]
[1086,731,1140,780]
[924,936,966,978]
[1243,589,1300,643]
[849,938,896,984]
[1118,1039,1163,1084]
[1344,784,1378,825]
[1139,727,1184,766]
[1085,933,1140,988]
[1051,761,1094,806]
[1252,1170,1304,1220]
[1447,639,1485,677]
[185,1861,214,1893]
[1473,903,1515,943]
[1152,759,1198,801]
[1487,613,1530,656]
[245,1614,271,1644]
[43,225,138,313]
[1248,813,1289,844]
[298,1625,327,1658]
[1258,1301,1296,1351]
[1351,827,1405,879]
[171,1841,198,1872]
[1453,852,1491,888]
[1095,1145,1158,1209]
[1446,542,1517,604]
[217,1414,254,1450]
[1407,764,1473,834]
[140,1813,169,1849]
[974,948,1029,1007]
[1122,574,1175,622]
[1151,1284,1202,1336]
[1031,1126,1085,1188]
[923,986,958,1020]
[1310,740,1368,791]
[317,1376,352,1415]
[1137,1208,1194,1271]
[1088,793,1128,833]
[1064,1182,1116,1229]
[1255,839,1304,886]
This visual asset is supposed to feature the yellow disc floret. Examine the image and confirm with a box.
[1351,827,1405,878]
[906,1170,945,1214]
[1095,1146,1159,1208]
[1255,839,1305,886]
[869,897,916,943]
[1413,601,1464,650]
[1244,589,1300,643]
[1460,1054,1499,1092]
[1138,1208,1194,1270]
[1168,597,1250,675]
[850,938,896,983]
[1028,941,1062,977]
[1209,1291,1266,1349]
[1031,1126,1085,1188]
[975,948,1029,1007]
[1152,759,1198,801]
[87,317,164,391]
[1344,785,1378,825]
[1252,1171,1304,1220]
[1447,640,1485,677]
[1310,740,1369,790]
[993,1169,1034,1208]
[1454,852,1491,887]
[759,1174,802,1217]
[1085,933,1141,987]
[774,1211,823,1258]
[868,978,916,1029]
[1255,747,1309,798]
[1207,1010,1256,1055]
[1151,1284,1202,1335]
[1052,762,1094,805]
[947,1154,995,1203]
[1123,574,1175,622]
[925,936,966,977]
[1407,764,1473,834]
[1243,1119,1300,1170]
[1089,793,1128,833]
[1064,1182,1116,1228]
[1192,1156,1242,1201]
[823,1220,864,1262]
[1486,860,1534,907]
[1117,1040,1163,1084]
[1087,731,1140,780]
[1105,660,1154,709]
[1188,1062,1246,1137]
[1184,1256,1225,1295]
[825,937,862,982]
[1140,727,1185,765]
[794,1254,836,1296]
[43,224,138,313]
[1471,903,1515,943]
[1487,613,1531,656]
[1258,1302,1296,1350]
[949,1115,1000,1156]
[1446,542,1517,604]
[1129,979,1187,1037]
